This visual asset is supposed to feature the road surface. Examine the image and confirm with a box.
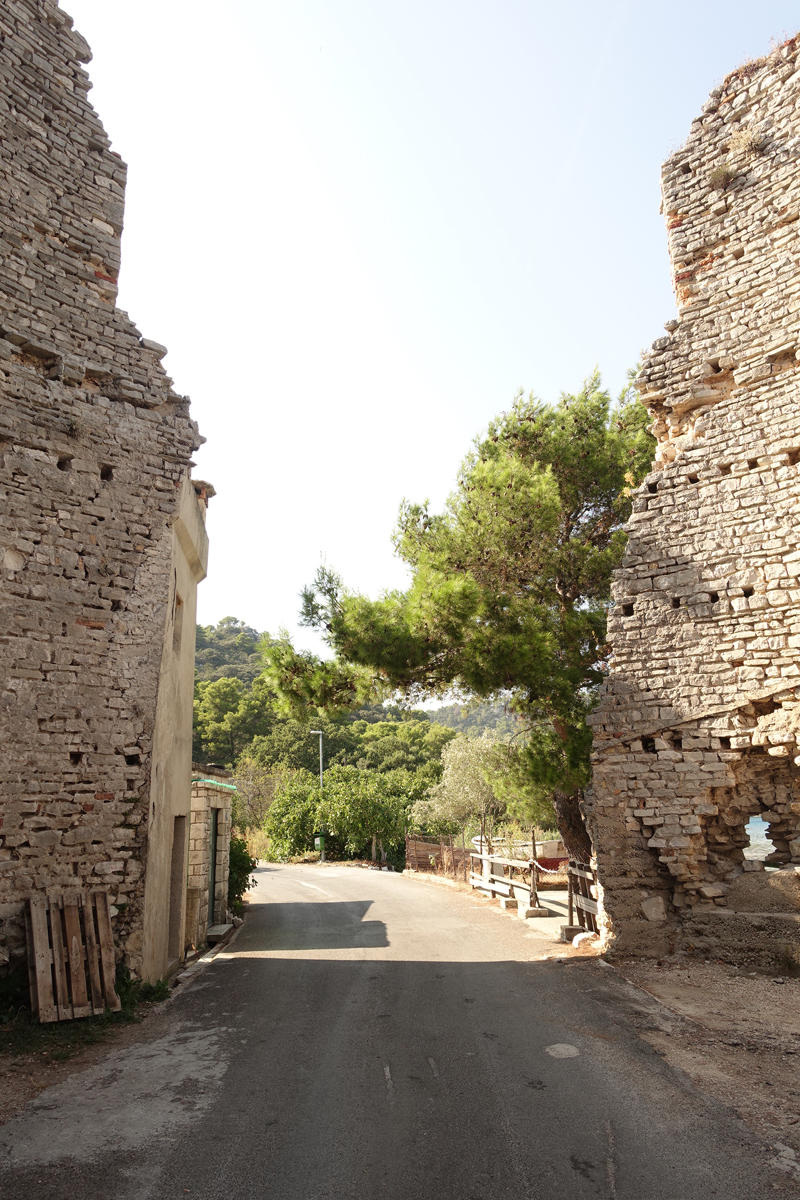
[0,863,791,1198]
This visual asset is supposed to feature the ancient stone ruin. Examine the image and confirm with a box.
[586,38,800,965]
[0,0,209,981]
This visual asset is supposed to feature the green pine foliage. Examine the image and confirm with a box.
[261,373,655,806]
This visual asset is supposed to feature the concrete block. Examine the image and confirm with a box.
[560,925,585,944]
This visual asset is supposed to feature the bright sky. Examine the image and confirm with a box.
[66,0,800,651]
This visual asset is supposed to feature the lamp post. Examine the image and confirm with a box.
[310,730,325,861]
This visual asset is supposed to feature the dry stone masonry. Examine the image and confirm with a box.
[0,1,209,981]
[586,37,800,966]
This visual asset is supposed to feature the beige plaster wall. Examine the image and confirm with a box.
[140,481,209,981]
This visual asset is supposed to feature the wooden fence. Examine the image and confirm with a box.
[469,851,540,907]
[567,860,599,935]
[405,834,471,882]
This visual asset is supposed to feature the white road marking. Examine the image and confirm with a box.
[427,1057,439,1078]
[383,1064,394,1097]
[299,882,335,897]
[545,1043,579,1058]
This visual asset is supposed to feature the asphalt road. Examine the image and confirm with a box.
[0,863,792,1199]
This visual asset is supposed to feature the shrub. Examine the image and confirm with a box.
[708,163,735,191]
[228,835,257,916]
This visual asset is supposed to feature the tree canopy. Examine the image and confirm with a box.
[261,374,654,848]
[195,617,267,685]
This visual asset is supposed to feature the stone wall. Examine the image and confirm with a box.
[185,769,233,951]
[586,38,800,966]
[0,1,207,980]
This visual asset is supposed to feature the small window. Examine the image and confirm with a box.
[742,587,754,598]
[671,597,681,609]
[642,737,657,754]
[125,753,141,766]
[622,603,634,617]
[719,463,732,476]
[647,483,658,495]
[69,751,82,765]
[719,737,731,749]
[173,591,184,653]
[100,464,113,481]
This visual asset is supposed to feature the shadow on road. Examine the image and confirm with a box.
[253,900,389,950]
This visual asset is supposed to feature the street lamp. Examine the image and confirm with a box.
[310,730,325,861]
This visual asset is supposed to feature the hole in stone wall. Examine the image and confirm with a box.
[743,813,772,863]
[731,247,745,260]
[751,697,780,717]
[642,737,657,754]
[125,753,141,766]
[111,600,123,612]
[681,164,691,174]
[731,657,744,667]
[719,737,731,749]
[707,359,721,374]
[69,751,82,765]
[671,597,681,608]
[787,448,800,466]
[688,473,700,484]
[673,736,683,750]
[742,586,754,598]
[622,603,634,617]
[57,457,72,471]
[100,464,113,481]
[709,592,719,603]
[719,463,732,476]
[647,483,658,494]
[747,458,758,470]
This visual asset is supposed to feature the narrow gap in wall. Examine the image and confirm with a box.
[642,737,657,754]
[719,463,732,476]
[69,751,82,765]
[672,597,681,609]
[719,736,731,749]
[125,753,141,766]
[688,473,700,484]
[100,464,113,481]
[647,482,658,494]
[743,813,772,864]
[622,603,634,617]
[709,591,719,603]
[787,448,800,466]
[57,457,71,471]
[742,586,754,597]
[747,458,758,470]
[731,247,744,260]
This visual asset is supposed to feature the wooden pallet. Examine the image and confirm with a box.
[25,891,121,1023]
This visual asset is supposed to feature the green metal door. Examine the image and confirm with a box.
[207,807,218,927]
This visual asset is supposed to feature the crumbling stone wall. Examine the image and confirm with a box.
[0,1,206,978]
[586,38,800,965]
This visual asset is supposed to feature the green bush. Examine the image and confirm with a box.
[228,835,257,916]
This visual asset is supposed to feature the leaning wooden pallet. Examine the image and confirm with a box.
[25,891,121,1023]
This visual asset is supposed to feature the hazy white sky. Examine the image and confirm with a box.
[65,0,800,650]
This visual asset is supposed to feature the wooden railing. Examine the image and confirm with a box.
[469,851,541,909]
[567,860,599,934]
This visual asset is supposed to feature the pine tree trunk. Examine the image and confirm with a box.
[552,789,593,863]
